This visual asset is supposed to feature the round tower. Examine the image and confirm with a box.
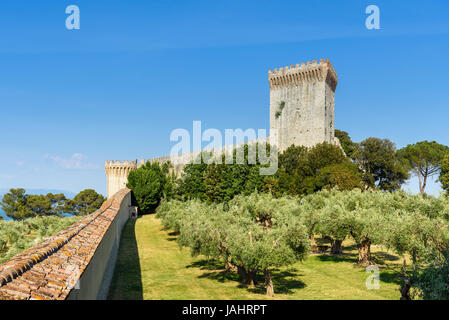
[104,160,139,198]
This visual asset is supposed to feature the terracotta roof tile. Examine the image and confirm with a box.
[0,188,131,300]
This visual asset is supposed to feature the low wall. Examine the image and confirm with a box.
[0,188,132,300]
[66,189,131,300]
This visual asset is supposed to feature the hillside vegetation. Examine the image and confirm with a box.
[0,215,82,263]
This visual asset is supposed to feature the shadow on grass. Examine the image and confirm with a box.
[246,269,306,295]
[187,259,225,271]
[165,231,179,242]
[107,218,143,300]
[316,246,400,264]
[373,251,401,263]
[316,253,358,264]
[379,270,402,285]
[315,250,403,285]
[187,259,241,283]
[188,259,306,295]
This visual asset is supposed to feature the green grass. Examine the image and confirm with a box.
[108,215,402,300]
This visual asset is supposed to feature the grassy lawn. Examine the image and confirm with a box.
[108,215,403,300]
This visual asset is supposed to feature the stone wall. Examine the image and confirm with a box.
[0,188,132,300]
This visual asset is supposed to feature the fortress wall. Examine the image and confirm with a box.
[0,188,132,300]
[67,188,131,300]
[325,80,336,143]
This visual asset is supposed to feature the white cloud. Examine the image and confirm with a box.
[16,160,25,167]
[44,153,99,170]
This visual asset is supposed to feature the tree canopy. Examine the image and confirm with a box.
[353,137,409,191]
[276,142,362,196]
[126,161,174,214]
[335,129,357,157]
[440,153,449,196]
[398,141,449,196]
[1,188,32,220]
[175,144,274,203]
[63,189,105,215]
[1,188,105,220]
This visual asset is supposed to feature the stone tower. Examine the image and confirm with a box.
[104,160,142,198]
[268,59,338,152]
[105,158,174,198]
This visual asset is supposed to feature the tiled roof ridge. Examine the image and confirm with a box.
[0,189,129,289]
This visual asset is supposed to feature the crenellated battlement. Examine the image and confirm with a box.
[104,160,138,168]
[268,59,337,92]
[104,161,139,198]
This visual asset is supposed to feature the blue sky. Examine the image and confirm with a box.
[0,0,448,196]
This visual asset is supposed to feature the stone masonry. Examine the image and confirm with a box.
[269,59,337,151]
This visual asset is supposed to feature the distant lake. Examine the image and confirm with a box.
[0,206,75,221]
[0,208,10,221]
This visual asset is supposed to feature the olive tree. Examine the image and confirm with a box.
[157,192,310,296]
[333,190,392,266]
[387,211,448,266]
[314,190,350,254]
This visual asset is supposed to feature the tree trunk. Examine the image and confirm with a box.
[417,169,425,197]
[238,266,248,284]
[331,239,343,255]
[400,278,411,300]
[247,270,257,287]
[422,173,427,197]
[225,261,238,273]
[309,234,315,243]
[264,269,274,297]
[238,266,257,287]
[357,240,374,266]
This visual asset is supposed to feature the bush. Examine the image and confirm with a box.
[412,249,449,300]
[176,144,273,203]
[63,189,105,215]
[127,161,174,214]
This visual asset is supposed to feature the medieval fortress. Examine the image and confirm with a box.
[105,59,339,198]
